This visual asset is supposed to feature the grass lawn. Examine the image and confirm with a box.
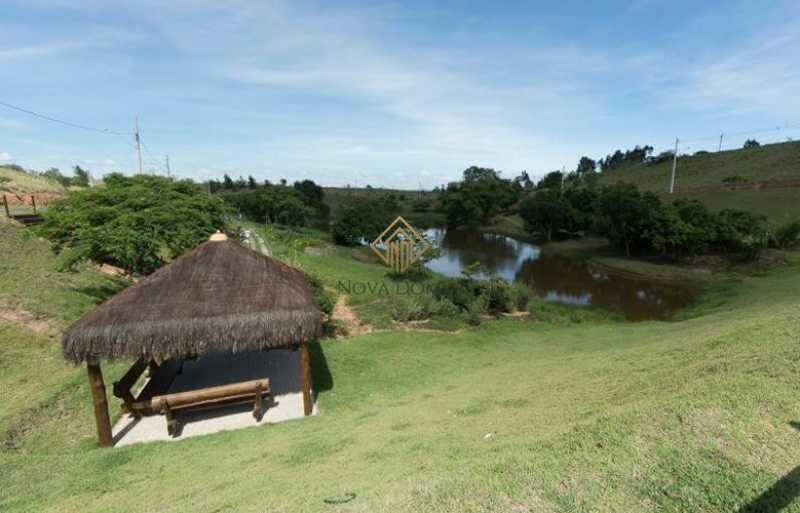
[3,222,800,512]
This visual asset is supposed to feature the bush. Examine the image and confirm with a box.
[411,198,432,212]
[509,282,532,311]
[465,297,487,325]
[773,220,800,249]
[332,198,396,245]
[37,174,229,274]
[722,175,750,184]
[389,294,460,322]
[431,278,476,310]
[304,272,335,317]
[714,209,771,260]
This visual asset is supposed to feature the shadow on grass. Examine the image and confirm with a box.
[72,278,129,305]
[738,465,800,513]
[309,341,333,393]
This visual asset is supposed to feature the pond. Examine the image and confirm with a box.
[422,228,699,320]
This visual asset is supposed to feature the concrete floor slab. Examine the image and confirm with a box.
[112,349,317,447]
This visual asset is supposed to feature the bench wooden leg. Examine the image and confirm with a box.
[253,383,264,421]
[162,400,179,437]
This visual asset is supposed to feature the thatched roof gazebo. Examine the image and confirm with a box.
[63,232,322,446]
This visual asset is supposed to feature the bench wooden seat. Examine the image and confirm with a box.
[150,378,272,436]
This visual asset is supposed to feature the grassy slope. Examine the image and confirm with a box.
[3,224,800,512]
[597,141,800,220]
[0,165,65,195]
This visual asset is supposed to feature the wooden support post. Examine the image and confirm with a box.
[300,342,313,416]
[2,194,9,218]
[30,195,36,214]
[253,382,263,420]
[87,361,113,447]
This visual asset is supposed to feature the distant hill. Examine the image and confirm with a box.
[598,141,800,222]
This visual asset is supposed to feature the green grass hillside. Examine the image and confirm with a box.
[599,141,800,192]
[3,222,800,512]
[0,165,65,195]
[598,141,800,221]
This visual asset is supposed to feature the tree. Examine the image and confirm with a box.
[439,166,517,228]
[293,179,324,204]
[596,183,661,256]
[513,170,534,189]
[37,174,229,274]
[743,139,760,149]
[575,157,596,176]
[537,171,563,191]
[72,165,90,187]
[247,175,257,189]
[519,189,573,241]
[463,166,500,184]
[42,167,71,187]
[223,174,234,190]
[223,186,313,226]
[332,198,396,245]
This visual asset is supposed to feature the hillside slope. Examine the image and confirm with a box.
[596,141,800,222]
[0,165,65,195]
[598,140,800,193]
[3,222,800,512]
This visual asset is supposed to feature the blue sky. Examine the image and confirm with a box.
[1,0,798,189]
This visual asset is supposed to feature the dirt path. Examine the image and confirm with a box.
[0,305,56,334]
[330,294,371,337]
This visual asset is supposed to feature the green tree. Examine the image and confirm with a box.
[575,157,596,176]
[332,198,396,245]
[72,165,90,187]
[536,171,563,191]
[37,174,229,274]
[597,183,661,256]
[519,189,573,241]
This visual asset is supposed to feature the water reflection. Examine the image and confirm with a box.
[423,228,698,320]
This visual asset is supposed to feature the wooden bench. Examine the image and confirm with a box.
[112,358,184,418]
[150,378,272,436]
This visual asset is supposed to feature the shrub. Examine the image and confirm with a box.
[332,198,396,245]
[478,278,515,314]
[509,282,532,311]
[412,198,432,212]
[431,278,476,310]
[37,174,229,274]
[390,296,429,322]
[722,175,750,184]
[773,220,800,249]
[305,272,335,317]
[465,297,487,325]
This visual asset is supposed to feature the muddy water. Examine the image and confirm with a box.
[423,228,699,320]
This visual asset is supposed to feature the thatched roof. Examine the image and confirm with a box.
[63,235,322,363]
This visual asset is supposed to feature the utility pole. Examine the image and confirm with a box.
[669,138,679,194]
[718,133,724,152]
[134,117,143,175]
[165,155,171,178]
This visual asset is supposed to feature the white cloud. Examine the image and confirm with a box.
[0,151,12,161]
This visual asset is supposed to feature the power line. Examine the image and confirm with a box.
[0,100,129,136]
